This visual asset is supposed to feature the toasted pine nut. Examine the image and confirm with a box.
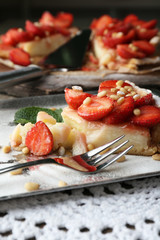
[2,146,11,153]
[72,86,83,92]
[58,146,65,156]
[133,108,141,116]
[152,154,160,161]
[83,97,92,105]
[129,44,138,51]
[120,87,127,94]
[97,90,107,98]
[22,147,30,155]
[117,97,124,105]
[133,94,140,100]
[116,80,124,87]
[25,182,40,191]
[117,91,125,96]
[117,155,126,162]
[87,143,95,151]
[130,91,136,96]
[10,168,23,175]
[58,180,67,187]
[111,88,117,93]
[110,94,119,100]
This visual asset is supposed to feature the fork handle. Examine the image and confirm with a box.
[0,158,56,174]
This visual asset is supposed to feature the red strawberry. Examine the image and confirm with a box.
[134,92,153,108]
[78,96,114,121]
[141,19,157,29]
[65,88,92,110]
[117,44,146,59]
[1,28,32,46]
[131,105,160,127]
[9,48,31,66]
[55,12,73,28]
[25,20,45,38]
[25,121,54,156]
[136,28,158,41]
[133,40,155,56]
[103,96,135,124]
[39,11,56,26]
[123,14,139,23]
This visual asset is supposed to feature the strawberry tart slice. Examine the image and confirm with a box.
[83,14,160,73]
[0,11,77,67]
[62,80,160,156]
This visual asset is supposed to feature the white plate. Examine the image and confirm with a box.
[0,93,160,201]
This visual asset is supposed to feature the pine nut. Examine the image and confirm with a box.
[58,146,65,156]
[152,154,160,161]
[133,94,140,100]
[83,97,92,105]
[111,88,117,93]
[110,94,119,100]
[133,108,141,116]
[117,155,126,162]
[117,97,124,105]
[130,91,136,96]
[25,182,40,191]
[58,180,67,187]
[22,147,30,155]
[2,146,11,153]
[10,168,23,175]
[87,143,95,151]
[97,90,107,98]
[120,87,127,94]
[72,86,83,92]
[116,80,124,87]
[117,91,125,96]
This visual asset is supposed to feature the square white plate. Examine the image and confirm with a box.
[0,93,160,201]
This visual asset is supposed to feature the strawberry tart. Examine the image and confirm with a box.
[62,80,160,156]
[0,11,77,67]
[83,14,160,73]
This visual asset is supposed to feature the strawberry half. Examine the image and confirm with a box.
[9,48,31,66]
[25,121,54,156]
[133,40,155,56]
[25,20,45,38]
[65,88,92,109]
[102,96,135,124]
[131,105,160,127]
[78,96,114,121]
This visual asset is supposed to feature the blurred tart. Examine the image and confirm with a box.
[0,11,78,67]
[82,14,160,73]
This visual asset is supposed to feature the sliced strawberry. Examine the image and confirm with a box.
[141,19,157,29]
[39,11,56,26]
[103,28,136,48]
[0,43,14,58]
[65,88,92,110]
[25,20,45,38]
[91,15,114,31]
[123,14,139,23]
[136,28,158,40]
[131,105,160,127]
[77,96,114,121]
[25,121,53,156]
[1,28,32,46]
[133,40,155,56]
[9,48,31,66]
[102,96,135,124]
[134,92,153,108]
[117,44,146,59]
[55,12,73,28]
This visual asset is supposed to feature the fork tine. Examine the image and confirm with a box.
[88,139,129,165]
[86,135,125,158]
[96,145,133,171]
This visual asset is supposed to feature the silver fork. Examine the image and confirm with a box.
[0,135,133,174]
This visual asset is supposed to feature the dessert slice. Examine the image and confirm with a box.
[84,14,160,73]
[0,11,78,67]
[62,80,160,156]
